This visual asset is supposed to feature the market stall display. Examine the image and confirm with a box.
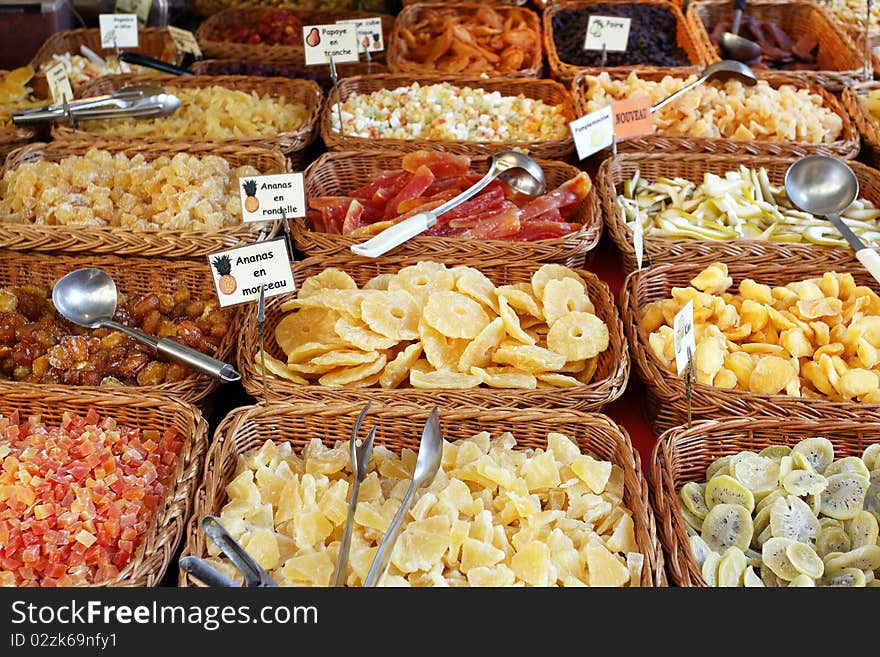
[180,404,665,587]
[0,68,39,161]
[650,416,880,587]
[842,80,880,169]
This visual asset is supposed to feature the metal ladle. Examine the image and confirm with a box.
[719,0,762,62]
[784,155,880,286]
[52,268,241,383]
[651,60,757,113]
[350,151,547,258]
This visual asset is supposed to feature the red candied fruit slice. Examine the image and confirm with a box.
[401,150,470,178]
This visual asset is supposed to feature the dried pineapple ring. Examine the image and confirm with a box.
[497,283,543,319]
[310,349,380,368]
[334,316,397,351]
[419,320,468,371]
[298,267,357,299]
[498,294,536,345]
[361,290,420,340]
[379,342,423,389]
[363,273,396,290]
[274,308,343,358]
[280,290,368,318]
[409,368,481,389]
[542,277,595,327]
[424,291,490,339]
[458,317,506,372]
[389,261,455,305]
[454,266,499,314]
[470,366,537,389]
[492,343,566,372]
[256,350,308,384]
[546,312,609,361]
[318,354,387,386]
[531,264,588,301]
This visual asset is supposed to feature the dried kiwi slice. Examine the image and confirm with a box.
[820,567,867,587]
[844,510,879,549]
[705,475,756,513]
[717,547,748,587]
[701,503,754,553]
[824,456,871,480]
[679,481,709,519]
[769,496,819,545]
[785,542,824,579]
[781,470,827,497]
[816,525,851,557]
[820,473,870,520]
[792,437,835,474]
[824,544,880,573]
[762,537,800,581]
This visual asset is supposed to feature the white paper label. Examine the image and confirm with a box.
[115,0,151,27]
[239,172,306,223]
[208,239,296,308]
[570,105,613,161]
[99,14,139,49]
[583,16,631,52]
[337,17,384,53]
[303,24,360,65]
[633,216,644,271]
[673,300,696,377]
[45,62,73,105]
[167,26,202,56]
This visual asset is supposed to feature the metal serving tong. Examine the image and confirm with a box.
[332,402,376,587]
[12,83,180,125]
[179,516,277,587]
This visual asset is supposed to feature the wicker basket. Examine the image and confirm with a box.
[597,151,880,275]
[296,150,601,265]
[650,416,880,587]
[53,74,323,156]
[543,0,707,85]
[387,3,543,78]
[196,8,394,63]
[0,140,288,258]
[572,67,860,159]
[188,58,388,91]
[0,69,39,160]
[180,402,666,587]
[188,0,358,18]
[0,249,238,406]
[28,28,184,100]
[238,255,629,411]
[686,1,865,91]
[0,386,208,586]
[621,260,880,435]
[321,73,576,159]
[842,81,880,170]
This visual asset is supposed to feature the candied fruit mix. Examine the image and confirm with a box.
[0,408,183,586]
[0,282,230,386]
[0,148,261,230]
[202,431,644,587]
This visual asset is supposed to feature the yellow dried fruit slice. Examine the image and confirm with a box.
[542,277,595,327]
[454,266,500,314]
[284,341,342,365]
[274,308,343,356]
[310,349,379,368]
[748,355,797,395]
[497,283,543,319]
[419,320,468,371]
[424,291,490,339]
[361,289,420,340]
[531,263,588,300]
[492,343,566,372]
[255,350,309,384]
[576,356,599,384]
[297,267,357,298]
[536,372,581,388]
[334,316,397,351]
[546,311,610,361]
[458,317,506,372]
[281,289,369,318]
[363,273,395,290]
[317,354,387,386]
[379,342,423,389]
[409,368,481,389]
[497,294,536,345]
[389,261,455,305]
[469,366,537,389]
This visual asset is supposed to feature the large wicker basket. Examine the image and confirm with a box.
[543,0,707,85]
[0,386,208,586]
[188,58,388,91]
[0,249,238,406]
[238,255,629,411]
[0,140,288,258]
[842,81,880,170]
[180,402,666,587]
[597,152,880,275]
[28,28,184,100]
[572,67,860,160]
[387,3,543,78]
[621,261,880,435]
[195,8,394,63]
[296,150,601,266]
[650,416,880,587]
[53,74,323,156]
[686,1,865,91]
[320,73,576,159]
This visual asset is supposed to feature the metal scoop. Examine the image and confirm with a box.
[784,156,880,286]
[12,84,180,125]
[719,0,762,62]
[364,407,443,587]
[651,60,757,113]
[52,268,241,383]
[350,151,547,258]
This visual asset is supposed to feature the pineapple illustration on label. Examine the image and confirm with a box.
[242,179,259,213]
[212,255,237,295]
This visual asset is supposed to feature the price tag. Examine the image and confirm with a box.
[583,15,631,52]
[612,95,652,141]
[99,14,139,48]
[115,0,151,27]
[239,173,306,223]
[337,17,384,53]
[673,300,696,377]
[168,26,202,57]
[45,62,73,105]
[569,105,613,161]
[208,238,296,308]
[633,215,644,271]
[302,24,359,66]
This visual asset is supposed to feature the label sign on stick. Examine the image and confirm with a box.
[167,26,202,57]
[239,173,306,223]
[570,105,613,160]
[303,24,359,65]
[673,300,696,376]
[115,0,152,27]
[612,95,652,140]
[583,15,631,51]
[337,17,384,53]
[208,239,296,308]
[45,62,73,105]
[99,14,139,48]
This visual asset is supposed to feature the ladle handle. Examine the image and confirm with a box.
[350,212,437,258]
[119,52,193,76]
[856,248,880,288]
[157,338,241,383]
[651,75,706,113]
[731,0,746,34]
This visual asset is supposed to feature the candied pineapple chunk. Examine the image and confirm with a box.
[208,433,644,586]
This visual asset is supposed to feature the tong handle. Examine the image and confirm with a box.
[179,556,240,587]
[202,516,276,587]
